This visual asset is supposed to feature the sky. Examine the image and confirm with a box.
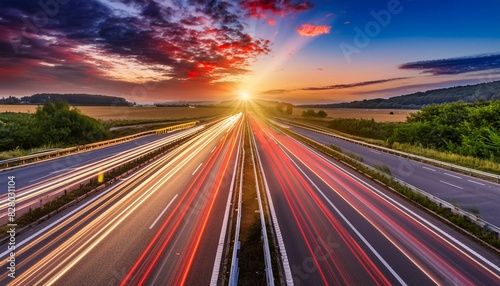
[0,0,499,104]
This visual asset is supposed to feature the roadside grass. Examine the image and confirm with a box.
[372,163,392,175]
[0,145,59,160]
[345,151,364,163]
[391,142,500,175]
[291,117,500,175]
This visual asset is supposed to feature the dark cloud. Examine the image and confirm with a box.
[241,0,313,18]
[302,77,408,91]
[399,53,500,75]
[0,0,275,90]
[263,77,407,94]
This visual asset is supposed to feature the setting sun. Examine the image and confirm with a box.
[240,91,250,100]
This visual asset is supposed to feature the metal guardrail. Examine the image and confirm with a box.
[0,121,198,170]
[229,148,244,286]
[278,118,500,183]
[273,120,500,237]
[250,121,279,286]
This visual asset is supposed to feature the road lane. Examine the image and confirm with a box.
[251,115,500,285]
[283,122,500,227]
[0,114,243,285]
[0,124,208,222]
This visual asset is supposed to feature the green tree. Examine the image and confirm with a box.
[35,101,110,145]
[317,110,328,118]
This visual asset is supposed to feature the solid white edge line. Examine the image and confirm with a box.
[149,194,178,229]
[251,122,294,286]
[273,135,407,285]
[192,162,203,175]
[210,118,242,286]
[440,180,464,190]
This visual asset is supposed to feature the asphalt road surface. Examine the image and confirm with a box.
[280,121,500,227]
[251,115,500,285]
[0,114,243,285]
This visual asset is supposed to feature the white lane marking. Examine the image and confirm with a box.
[283,133,500,275]
[149,194,178,229]
[278,143,407,285]
[467,179,485,186]
[192,163,203,175]
[422,166,436,172]
[28,168,75,183]
[370,150,382,154]
[210,146,217,153]
[252,127,294,285]
[440,180,464,190]
[210,125,242,286]
[444,173,462,179]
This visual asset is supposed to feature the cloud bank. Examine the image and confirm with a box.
[399,53,500,75]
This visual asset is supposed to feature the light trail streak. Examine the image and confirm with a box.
[250,114,500,285]
[3,114,242,286]
[0,125,206,221]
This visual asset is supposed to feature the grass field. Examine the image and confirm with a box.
[293,108,416,122]
[0,105,235,120]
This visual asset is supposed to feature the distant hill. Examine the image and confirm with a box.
[301,81,500,109]
[0,93,132,106]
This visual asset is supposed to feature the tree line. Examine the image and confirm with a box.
[302,81,500,109]
[327,100,500,162]
[0,101,109,151]
[0,93,132,106]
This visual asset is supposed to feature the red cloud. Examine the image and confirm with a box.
[268,19,276,26]
[296,24,331,37]
[241,0,313,18]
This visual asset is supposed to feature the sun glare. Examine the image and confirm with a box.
[240,91,250,100]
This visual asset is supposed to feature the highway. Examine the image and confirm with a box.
[250,115,500,285]
[0,124,209,222]
[0,114,243,285]
[277,121,500,227]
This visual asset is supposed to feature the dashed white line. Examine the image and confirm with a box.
[192,163,203,175]
[440,180,463,189]
[149,194,178,229]
[444,172,462,179]
[28,168,75,183]
[422,166,436,172]
[369,150,382,154]
[210,146,217,153]
[467,179,485,186]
